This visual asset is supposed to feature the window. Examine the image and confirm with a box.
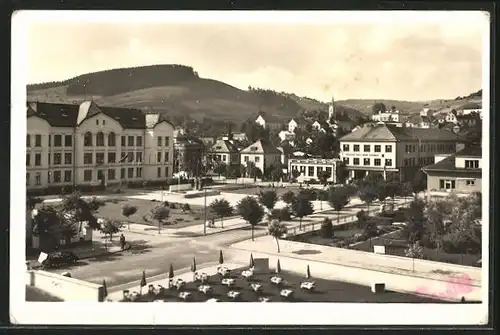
[84,170,92,182]
[343,157,349,165]
[127,152,134,163]
[54,135,62,147]
[120,153,128,163]
[404,158,408,166]
[96,119,99,125]
[412,158,416,166]
[353,158,360,165]
[165,167,169,177]
[48,154,50,165]
[136,167,142,178]
[121,168,125,179]
[363,158,370,166]
[84,153,93,164]
[353,145,360,152]
[128,168,134,178]
[103,120,106,125]
[374,145,381,152]
[65,135,72,147]
[157,137,162,147]
[121,136,126,147]
[385,145,392,153]
[325,167,332,176]
[465,160,479,169]
[308,166,314,176]
[108,152,116,163]
[26,154,30,166]
[165,137,170,146]
[96,132,105,146]
[26,134,31,147]
[64,171,72,182]
[26,173,30,186]
[255,156,260,163]
[108,169,116,180]
[244,156,249,162]
[127,136,134,147]
[385,159,392,167]
[405,145,410,153]
[136,136,143,147]
[374,158,381,166]
[164,152,169,163]
[157,152,162,163]
[316,167,323,177]
[35,173,41,185]
[363,145,370,152]
[35,154,41,166]
[466,180,475,186]
[96,153,105,165]
[136,152,142,163]
[84,132,92,146]
[157,167,162,178]
[223,155,227,162]
[53,171,61,183]
[64,153,72,165]
[107,133,116,147]
[343,144,350,152]
[439,179,456,190]
[35,135,42,147]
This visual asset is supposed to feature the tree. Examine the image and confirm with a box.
[291,169,301,181]
[320,218,334,238]
[377,182,390,206]
[32,205,78,252]
[400,182,413,204]
[317,189,328,210]
[291,194,314,230]
[209,198,233,228]
[281,190,296,206]
[237,196,265,241]
[213,163,228,177]
[403,198,426,243]
[318,170,331,187]
[121,204,138,230]
[258,190,278,211]
[335,162,349,184]
[101,220,122,241]
[411,170,427,194]
[268,219,288,253]
[372,102,387,114]
[328,186,351,224]
[60,192,102,232]
[358,184,379,213]
[150,205,170,234]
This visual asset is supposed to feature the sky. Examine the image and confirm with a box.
[20,11,488,102]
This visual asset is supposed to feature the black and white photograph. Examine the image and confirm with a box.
[10,10,490,325]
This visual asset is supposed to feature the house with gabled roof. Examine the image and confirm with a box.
[240,139,282,177]
[339,123,462,182]
[26,100,174,193]
[207,138,240,167]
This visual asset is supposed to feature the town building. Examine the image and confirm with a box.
[338,123,462,182]
[288,158,341,183]
[199,136,217,147]
[457,102,482,116]
[445,110,458,124]
[254,113,282,131]
[278,130,296,142]
[422,145,482,196]
[240,139,282,176]
[371,107,401,123]
[26,101,175,193]
[173,134,204,176]
[287,118,307,133]
[206,138,240,167]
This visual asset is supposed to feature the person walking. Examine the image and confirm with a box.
[119,233,126,250]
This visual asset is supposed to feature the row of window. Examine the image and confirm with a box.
[27,151,171,166]
[28,133,172,148]
[26,134,42,147]
[27,134,74,147]
[438,179,476,190]
[242,155,281,163]
[343,157,393,167]
[465,159,480,169]
[403,156,434,167]
[343,144,393,153]
[84,168,143,181]
[291,165,333,178]
[405,143,454,153]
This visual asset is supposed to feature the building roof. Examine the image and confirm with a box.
[98,106,146,129]
[456,145,482,158]
[27,102,80,127]
[240,139,281,154]
[340,123,461,142]
[145,113,173,129]
[422,153,481,174]
[209,139,239,153]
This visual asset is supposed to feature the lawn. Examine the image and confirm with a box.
[120,267,448,303]
[26,286,63,302]
[95,198,207,229]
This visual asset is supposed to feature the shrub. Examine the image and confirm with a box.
[42,251,78,269]
[278,207,292,221]
[169,203,177,209]
[182,203,191,212]
[320,218,334,238]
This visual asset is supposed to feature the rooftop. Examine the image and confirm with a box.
[423,146,482,173]
[240,139,281,154]
[340,123,461,142]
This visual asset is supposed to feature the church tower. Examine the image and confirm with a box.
[328,95,335,121]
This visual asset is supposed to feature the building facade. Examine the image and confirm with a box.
[423,146,482,195]
[26,101,174,193]
[207,138,240,166]
[338,123,461,182]
[240,140,282,176]
[288,158,341,183]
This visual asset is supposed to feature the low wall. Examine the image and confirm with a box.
[169,184,193,192]
[230,250,481,302]
[184,190,221,199]
[26,270,104,302]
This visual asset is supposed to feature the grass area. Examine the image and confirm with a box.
[352,230,482,267]
[121,267,447,303]
[26,286,63,302]
[95,198,206,229]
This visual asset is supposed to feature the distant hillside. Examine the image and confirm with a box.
[27,64,364,125]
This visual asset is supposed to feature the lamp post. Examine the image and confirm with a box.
[203,185,207,235]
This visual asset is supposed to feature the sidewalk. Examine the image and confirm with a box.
[106,262,245,301]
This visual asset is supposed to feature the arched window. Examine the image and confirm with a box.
[96,132,105,146]
[84,132,93,147]
[108,132,116,146]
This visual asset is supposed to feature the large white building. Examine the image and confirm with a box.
[26,101,175,192]
[288,158,341,183]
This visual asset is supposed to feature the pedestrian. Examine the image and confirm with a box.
[119,233,126,250]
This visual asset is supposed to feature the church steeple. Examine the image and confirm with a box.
[328,94,335,121]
